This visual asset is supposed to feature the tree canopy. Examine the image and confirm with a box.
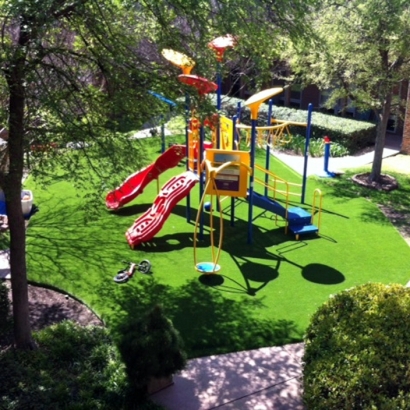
[287,0,410,181]
[0,0,314,348]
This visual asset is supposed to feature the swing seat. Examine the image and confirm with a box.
[195,262,221,274]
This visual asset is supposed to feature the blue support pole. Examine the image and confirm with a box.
[324,141,330,173]
[268,99,273,124]
[217,62,222,111]
[265,144,270,197]
[301,103,313,204]
[322,137,336,178]
[247,118,257,244]
[237,102,242,121]
[161,114,165,154]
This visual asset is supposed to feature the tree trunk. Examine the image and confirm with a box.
[370,92,392,182]
[4,25,36,349]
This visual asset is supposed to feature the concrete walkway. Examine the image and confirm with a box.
[272,147,400,177]
[151,343,305,410]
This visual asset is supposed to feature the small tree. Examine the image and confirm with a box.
[116,304,187,400]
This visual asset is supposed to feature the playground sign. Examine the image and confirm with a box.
[204,149,250,197]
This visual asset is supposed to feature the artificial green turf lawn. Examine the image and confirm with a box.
[24,138,410,358]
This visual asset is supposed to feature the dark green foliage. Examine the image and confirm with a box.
[303,283,410,409]
[115,305,187,400]
[220,96,376,153]
[0,321,130,410]
[0,281,11,339]
[279,135,349,157]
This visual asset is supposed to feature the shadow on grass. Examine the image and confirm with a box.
[111,203,154,217]
[302,263,345,285]
[104,277,303,359]
[26,201,134,285]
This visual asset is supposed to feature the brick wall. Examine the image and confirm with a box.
[402,85,410,154]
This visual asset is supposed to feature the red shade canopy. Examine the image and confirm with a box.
[178,75,218,95]
[208,34,237,62]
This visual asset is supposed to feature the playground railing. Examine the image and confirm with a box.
[254,164,303,233]
[311,188,323,231]
[236,122,293,149]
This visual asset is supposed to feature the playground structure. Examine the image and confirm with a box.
[106,36,323,260]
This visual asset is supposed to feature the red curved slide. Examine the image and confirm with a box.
[126,171,199,247]
[105,144,187,210]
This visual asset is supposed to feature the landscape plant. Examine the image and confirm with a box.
[278,135,349,157]
[0,281,11,339]
[1,321,126,409]
[303,283,410,409]
[114,304,187,401]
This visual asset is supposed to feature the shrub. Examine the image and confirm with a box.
[279,135,349,157]
[0,281,11,339]
[303,283,410,409]
[115,304,187,400]
[0,321,131,409]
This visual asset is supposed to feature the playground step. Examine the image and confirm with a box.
[287,207,312,224]
[288,223,319,240]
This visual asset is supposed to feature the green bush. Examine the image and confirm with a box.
[303,283,410,409]
[218,95,376,153]
[0,281,11,339]
[279,135,349,157]
[0,321,131,410]
[115,304,187,400]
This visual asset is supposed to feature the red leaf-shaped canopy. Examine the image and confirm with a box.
[178,75,218,95]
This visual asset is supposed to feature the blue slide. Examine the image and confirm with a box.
[249,192,318,238]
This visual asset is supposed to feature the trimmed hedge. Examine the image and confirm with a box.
[303,283,410,409]
[217,95,376,153]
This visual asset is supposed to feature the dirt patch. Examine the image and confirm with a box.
[1,281,103,348]
[352,172,399,191]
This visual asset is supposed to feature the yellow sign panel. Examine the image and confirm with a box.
[219,116,233,150]
[204,149,250,198]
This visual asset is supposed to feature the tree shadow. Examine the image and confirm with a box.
[104,277,303,359]
[302,263,345,285]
